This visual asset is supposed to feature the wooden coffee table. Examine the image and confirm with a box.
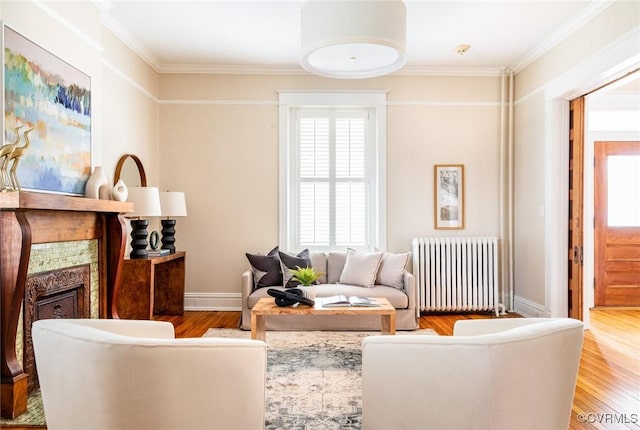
[250,297,396,341]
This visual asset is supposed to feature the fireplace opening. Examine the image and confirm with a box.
[24,264,91,393]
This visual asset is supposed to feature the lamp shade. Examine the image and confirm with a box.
[126,186,162,217]
[300,0,407,79]
[159,191,187,217]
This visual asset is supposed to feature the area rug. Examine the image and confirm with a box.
[203,329,437,429]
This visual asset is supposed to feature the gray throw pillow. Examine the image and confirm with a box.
[327,252,347,284]
[339,250,383,288]
[245,246,282,289]
[279,249,313,288]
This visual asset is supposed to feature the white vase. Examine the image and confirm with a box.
[297,286,316,301]
[99,184,112,200]
[111,179,128,202]
[85,166,107,199]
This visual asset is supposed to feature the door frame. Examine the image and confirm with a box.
[541,33,638,325]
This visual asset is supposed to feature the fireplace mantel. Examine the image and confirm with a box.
[0,191,132,418]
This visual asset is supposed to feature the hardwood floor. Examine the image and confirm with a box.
[157,309,640,430]
[4,309,637,429]
[570,309,640,430]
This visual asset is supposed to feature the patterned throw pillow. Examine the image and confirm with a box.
[279,249,313,288]
[245,246,282,289]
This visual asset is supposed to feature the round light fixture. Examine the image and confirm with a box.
[301,0,407,79]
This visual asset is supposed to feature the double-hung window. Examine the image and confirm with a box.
[279,92,386,252]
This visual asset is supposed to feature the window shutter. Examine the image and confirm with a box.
[296,111,369,248]
[335,116,366,246]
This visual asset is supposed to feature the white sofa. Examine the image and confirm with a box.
[241,251,419,330]
[362,318,584,430]
[32,319,267,430]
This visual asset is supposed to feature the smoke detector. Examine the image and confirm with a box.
[456,44,471,55]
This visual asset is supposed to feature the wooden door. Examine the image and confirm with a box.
[594,141,640,306]
[568,98,585,319]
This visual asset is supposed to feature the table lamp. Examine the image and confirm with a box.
[159,191,187,254]
[126,186,162,259]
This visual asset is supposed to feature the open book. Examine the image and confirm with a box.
[321,295,381,307]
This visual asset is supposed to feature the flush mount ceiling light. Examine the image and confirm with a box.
[300,0,407,79]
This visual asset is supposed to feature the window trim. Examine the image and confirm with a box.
[278,91,387,252]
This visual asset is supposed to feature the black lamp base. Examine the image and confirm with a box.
[130,219,149,259]
[161,219,177,254]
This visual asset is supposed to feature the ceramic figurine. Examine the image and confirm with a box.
[111,179,128,201]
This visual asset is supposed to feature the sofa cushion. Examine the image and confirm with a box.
[339,250,383,288]
[247,283,409,309]
[310,253,328,284]
[279,249,313,288]
[326,252,347,284]
[245,246,282,289]
[376,252,410,289]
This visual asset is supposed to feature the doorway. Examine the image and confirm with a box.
[570,71,640,320]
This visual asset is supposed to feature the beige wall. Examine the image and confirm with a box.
[100,26,160,188]
[513,0,639,316]
[512,91,547,307]
[159,74,504,308]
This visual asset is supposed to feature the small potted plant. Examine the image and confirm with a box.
[289,266,322,286]
[289,266,323,300]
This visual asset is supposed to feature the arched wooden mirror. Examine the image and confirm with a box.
[114,154,147,187]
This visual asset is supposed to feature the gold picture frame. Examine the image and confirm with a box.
[434,164,464,229]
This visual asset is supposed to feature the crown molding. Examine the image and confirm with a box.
[158,63,504,77]
[509,0,615,73]
[157,63,306,75]
[96,1,163,72]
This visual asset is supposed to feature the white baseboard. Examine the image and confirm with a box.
[183,293,242,311]
[513,295,551,317]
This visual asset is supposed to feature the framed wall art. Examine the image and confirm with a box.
[3,25,91,195]
[434,164,464,229]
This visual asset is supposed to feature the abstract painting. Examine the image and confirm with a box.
[4,25,91,195]
[434,164,464,229]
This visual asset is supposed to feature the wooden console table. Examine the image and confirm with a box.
[118,251,186,319]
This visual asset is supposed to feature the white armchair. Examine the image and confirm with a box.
[362,318,584,430]
[32,319,267,430]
